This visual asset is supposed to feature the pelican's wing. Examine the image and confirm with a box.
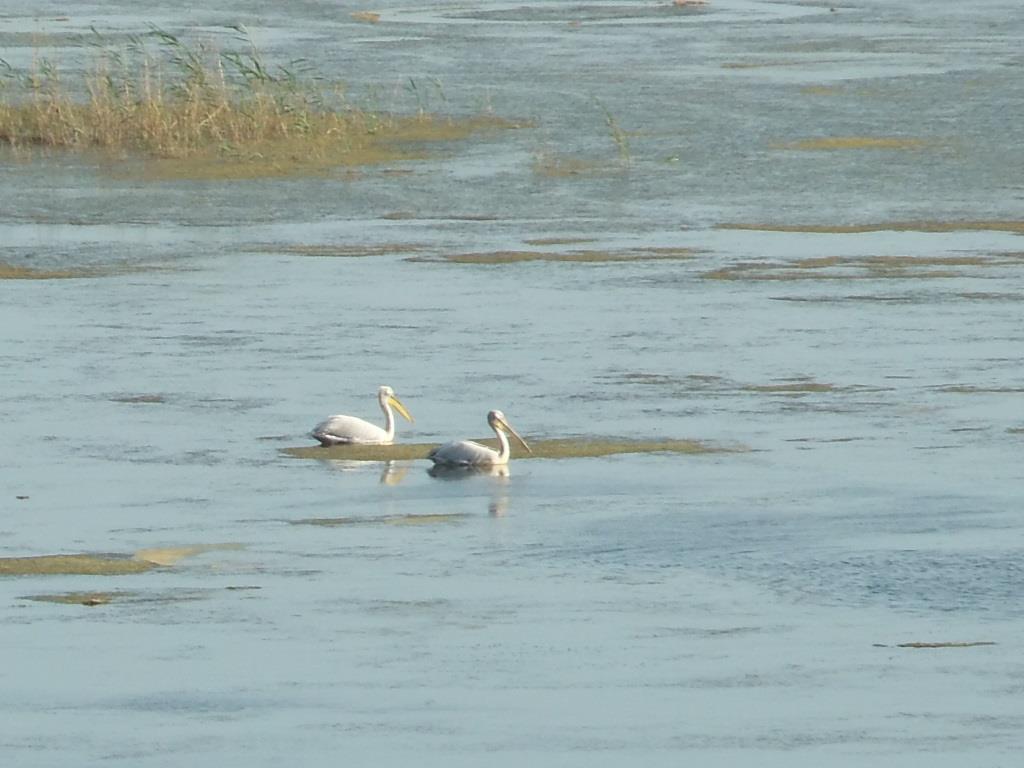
[428,440,497,466]
[311,414,389,445]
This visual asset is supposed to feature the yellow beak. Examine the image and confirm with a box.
[498,417,532,454]
[388,396,414,423]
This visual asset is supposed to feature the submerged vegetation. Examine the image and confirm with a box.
[717,220,1024,234]
[0,27,516,178]
[0,262,93,279]
[702,253,1024,282]
[283,437,738,461]
[0,544,241,576]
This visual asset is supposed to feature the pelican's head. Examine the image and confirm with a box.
[488,409,532,454]
[378,385,414,423]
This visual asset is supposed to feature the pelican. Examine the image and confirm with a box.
[311,385,413,446]
[427,410,532,467]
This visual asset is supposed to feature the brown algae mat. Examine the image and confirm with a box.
[283,437,736,461]
[0,544,242,576]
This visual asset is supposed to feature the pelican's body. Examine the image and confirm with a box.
[428,410,531,467]
[311,386,413,446]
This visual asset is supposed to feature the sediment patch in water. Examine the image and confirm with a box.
[23,591,129,606]
[522,237,599,246]
[134,114,520,180]
[891,641,997,649]
[716,221,1024,234]
[773,136,927,151]
[291,513,470,527]
[702,253,1022,282]
[0,262,95,280]
[244,243,429,258]
[412,246,697,265]
[0,554,160,576]
[283,437,736,461]
[22,587,232,606]
[109,393,169,404]
[0,544,243,576]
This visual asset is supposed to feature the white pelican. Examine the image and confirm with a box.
[427,410,532,467]
[311,385,413,446]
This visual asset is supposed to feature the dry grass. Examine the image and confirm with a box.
[0,29,516,178]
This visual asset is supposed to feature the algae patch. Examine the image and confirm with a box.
[283,436,735,461]
[134,114,520,181]
[133,544,245,566]
[23,588,217,606]
[773,136,927,151]
[0,544,243,576]
[743,381,836,394]
[23,591,127,606]
[246,243,429,258]
[702,254,1020,282]
[0,554,159,576]
[0,262,95,280]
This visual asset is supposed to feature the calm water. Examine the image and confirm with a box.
[2,1,1024,765]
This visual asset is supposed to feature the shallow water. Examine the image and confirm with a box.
[3,1,1024,765]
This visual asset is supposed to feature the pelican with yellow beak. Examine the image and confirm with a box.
[311,385,414,446]
[428,410,532,467]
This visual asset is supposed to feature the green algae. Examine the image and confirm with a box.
[283,436,737,461]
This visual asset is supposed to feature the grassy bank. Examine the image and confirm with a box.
[0,28,515,178]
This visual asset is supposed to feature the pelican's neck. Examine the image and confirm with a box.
[493,425,511,463]
[380,398,396,441]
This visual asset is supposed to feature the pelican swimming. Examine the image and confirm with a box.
[311,385,413,446]
[427,409,531,467]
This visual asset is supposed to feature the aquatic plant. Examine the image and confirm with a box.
[0,27,515,178]
[283,436,741,461]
